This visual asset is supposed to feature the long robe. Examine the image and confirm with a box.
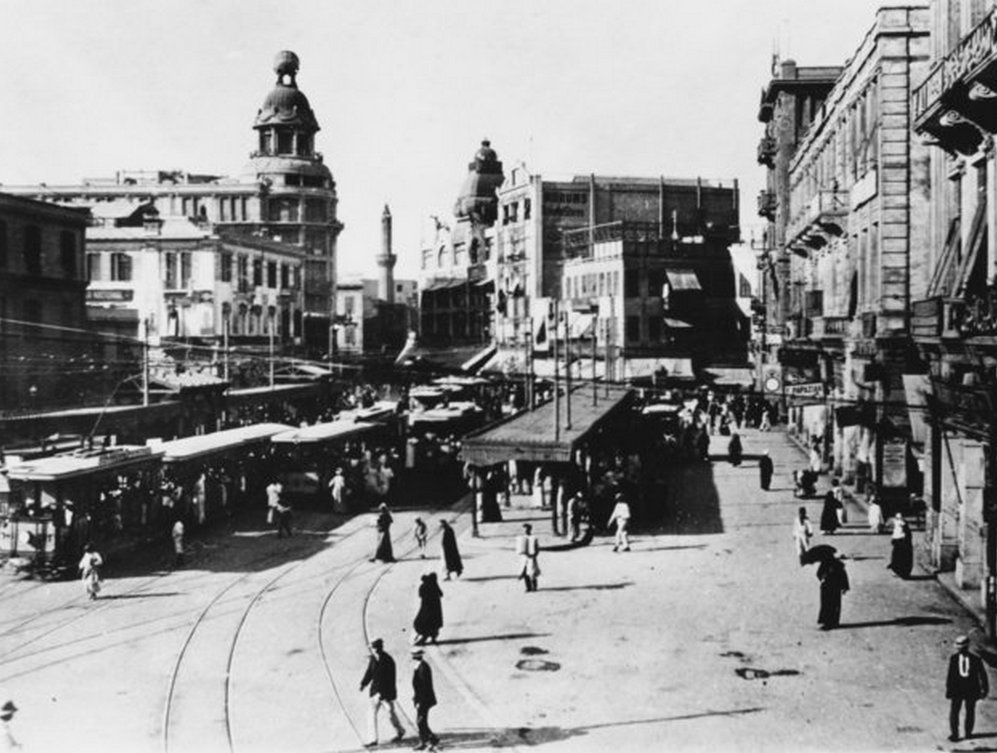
[373,511,395,562]
[413,576,443,641]
[817,559,849,629]
[440,524,463,577]
[888,523,913,578]
[728,435,743,466]
[759,455,774,490]
[819,491,840,533]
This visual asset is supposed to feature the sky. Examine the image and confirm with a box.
[0,0,891,280]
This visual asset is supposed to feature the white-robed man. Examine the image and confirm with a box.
[516,523,540,592]
[606,493,632,552]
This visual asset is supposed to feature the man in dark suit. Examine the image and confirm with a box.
[411,649,440,751]
[758,450,774,491]
[359,638,406,747]
[946,635,989,741]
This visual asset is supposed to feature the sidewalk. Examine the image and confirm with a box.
[784,427,993,644]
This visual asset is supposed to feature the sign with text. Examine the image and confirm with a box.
[882,440,907,489]
[784,381,825,405]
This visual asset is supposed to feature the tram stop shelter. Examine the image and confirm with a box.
[460,386,635,535]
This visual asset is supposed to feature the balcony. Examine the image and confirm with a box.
[757,190,777,221]
[786,189,848,248]
[757,136,776,168]
[810,315,850,341]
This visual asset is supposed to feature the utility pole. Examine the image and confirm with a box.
[142,317,150,407]
[269,312,275,389]
[553,301,560,443]
[564,305,572,431]
[222,312,230,383]
[592,311,598,407]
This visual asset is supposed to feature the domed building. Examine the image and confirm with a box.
[6,51,343,356]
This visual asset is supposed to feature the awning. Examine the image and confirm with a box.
[663,317,693,329]
[461,386,633,465]
[461,343,497,373]
[422,278,466,293]
[705,366,756,387]
[568,311,594,338]
[666,269,701,291]
[902,374,930,445]
[623,357,695,381]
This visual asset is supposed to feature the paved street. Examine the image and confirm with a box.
[0,426,992,753]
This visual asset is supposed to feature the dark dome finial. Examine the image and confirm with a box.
[274,51,300,79]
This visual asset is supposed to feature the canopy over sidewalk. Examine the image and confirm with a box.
[461,386,633,465]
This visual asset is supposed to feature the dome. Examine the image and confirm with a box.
[253,50,320,132]
[454,139,504,224]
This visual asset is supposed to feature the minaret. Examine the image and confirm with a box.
[378,204,396,304]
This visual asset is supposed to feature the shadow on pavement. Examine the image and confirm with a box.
[97,592,182,600]
[645,461,724,534]
[837,615,952,629]
[458,575,521,583]
[541,582,634,592]
[437,708,765,749]
[434,632,550,646]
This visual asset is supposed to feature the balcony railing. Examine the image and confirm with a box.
[757,190,776,220]
[947,292,997,337]
[787,189,848,244]
[757,136,776,168]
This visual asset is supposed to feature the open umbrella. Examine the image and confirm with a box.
[800,544,838,566]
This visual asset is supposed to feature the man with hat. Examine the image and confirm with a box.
[1,700,20,751]
[946,634,989,741]
[411,649,439,751]
[359,638,406,747]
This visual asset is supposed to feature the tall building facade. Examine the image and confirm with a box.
[776,7,930,493]
[5,51,343,355]
[0,193,91,411]
[489,170,744,380]
[413,140,501,370]
[911,0,997,609]
[756,59,843,374]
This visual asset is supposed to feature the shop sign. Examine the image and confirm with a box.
[913,9,997,122]
[87,289,134,302]
[882,440,907,488]
[785,381,825,405]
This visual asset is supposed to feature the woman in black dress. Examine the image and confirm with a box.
[819,489,840,535]
[440,520,463,579]
[817,556,849,630]
[887,513,913,578]
[413,572,443,645]
[371,503,395,563]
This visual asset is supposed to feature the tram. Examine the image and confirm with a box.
[1,445,163,574]
[270,419,396,509]
[154,423,294,525]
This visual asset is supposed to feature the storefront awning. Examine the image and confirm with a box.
[666,269,701,291]
[663,317,693,329]
[623,357,695,381]
[705,366,757,387]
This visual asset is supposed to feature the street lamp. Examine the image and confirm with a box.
[28,384,37,413]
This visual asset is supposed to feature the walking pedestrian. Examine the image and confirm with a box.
[793,506,813,566]
[275,497,293,539]
[371,503,394,562]
[516,523,541,592]
[886,513,913,579]
[414,517,428,559]
[567,493,582,542]
[172,518,185,567]
[819,488,840,535]
[759,406,772,432]
[413,572,443,645]
[439,520,463,579]
[758,450,774,491]
[78,542,103,601]
[265,478,283,527]
[411,649,440,751]
[832,478,847,526]
[816,555,849,630]
[727,431,743,466]
[867,488,885,533]
[1,700,20,752]
[946,635,989,742]
[328,467,347,513]
[606,493,632,552]
[359,638,406,747]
